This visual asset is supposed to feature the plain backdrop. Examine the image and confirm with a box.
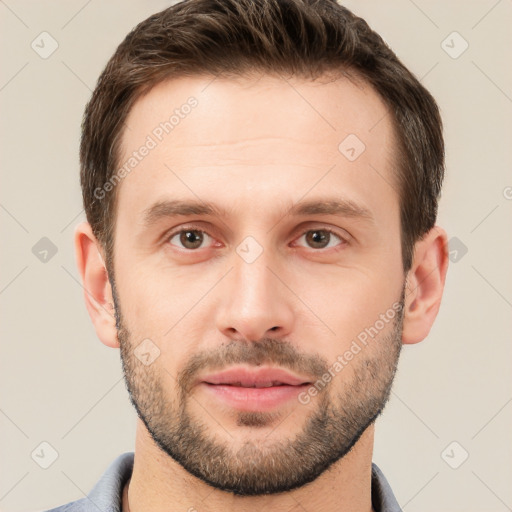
[0,1,511,511]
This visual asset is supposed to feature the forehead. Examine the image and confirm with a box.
[115,72,398,227]
[121,71,395,159]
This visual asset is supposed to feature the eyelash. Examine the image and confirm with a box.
[165,225,348,252]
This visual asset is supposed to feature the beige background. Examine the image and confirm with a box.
[1,1,511,511]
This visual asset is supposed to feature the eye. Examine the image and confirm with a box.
[168,229,215,250]
[295,228,346,250]
[165,226,347,252]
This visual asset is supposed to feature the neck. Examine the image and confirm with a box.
[124,420,376,512]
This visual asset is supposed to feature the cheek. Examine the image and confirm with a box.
[120,272,208,366]
[114,259,183,326]
[296,267,403,356]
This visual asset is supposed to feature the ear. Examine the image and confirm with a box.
[402,226,449,344]
[74,222,119,349]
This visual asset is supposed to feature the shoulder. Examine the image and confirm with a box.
[42,497,90,512]
[40,452,134,512]
[371,462,402,512]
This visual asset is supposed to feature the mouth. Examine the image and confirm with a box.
[206,381,297,388]
[201,366,312,387]
[198,366,313,412]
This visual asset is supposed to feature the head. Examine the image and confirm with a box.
[75,0,448,496]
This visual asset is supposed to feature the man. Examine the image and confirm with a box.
[47,0,448,510]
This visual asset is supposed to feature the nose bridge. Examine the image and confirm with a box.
[234,245,275,306]
[215,235,294,341]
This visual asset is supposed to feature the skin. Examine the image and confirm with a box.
[75,72,448,512]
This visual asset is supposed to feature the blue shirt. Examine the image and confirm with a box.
[43,452,402,512]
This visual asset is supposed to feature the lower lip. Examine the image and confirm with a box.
[199,382,310,412]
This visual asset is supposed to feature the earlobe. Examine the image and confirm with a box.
[74,222,120,349]
[402,226,449,344]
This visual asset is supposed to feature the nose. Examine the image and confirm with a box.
[215,247,295,342]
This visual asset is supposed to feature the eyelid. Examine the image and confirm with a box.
[293,223,351,242]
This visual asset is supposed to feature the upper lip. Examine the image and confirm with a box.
[200,366,312,388]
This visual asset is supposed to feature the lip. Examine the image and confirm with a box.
[198,366,313,412]
[200,382,312,412]
[200,366,311,387]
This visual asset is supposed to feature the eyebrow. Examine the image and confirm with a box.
[141,197,374,227]
[288,198,373,221]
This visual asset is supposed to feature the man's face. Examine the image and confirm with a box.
[111,73,405,495]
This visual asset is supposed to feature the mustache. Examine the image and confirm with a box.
[178,338,329,394]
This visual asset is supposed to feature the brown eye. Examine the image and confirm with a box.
[305,230,329,249]
[169,229,211,250]
[297,229,345,250]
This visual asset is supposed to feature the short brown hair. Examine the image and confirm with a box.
[80,0,444,273]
